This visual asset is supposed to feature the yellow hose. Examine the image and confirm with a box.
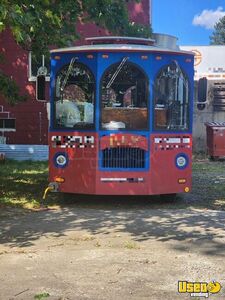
[42,186,54,200]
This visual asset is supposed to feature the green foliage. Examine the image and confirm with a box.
[0,0,152,104]
[84,0,152,38]
[0,0,152,57]
[0,71,27,105]
[210,16,225,45]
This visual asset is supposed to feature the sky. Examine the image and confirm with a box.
[152,0,225,45]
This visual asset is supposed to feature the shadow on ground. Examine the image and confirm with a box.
[0,194,225,257]
[0,159,225,258]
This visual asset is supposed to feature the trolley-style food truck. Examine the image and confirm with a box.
[38,35,194,197]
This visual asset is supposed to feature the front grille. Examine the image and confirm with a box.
[102,147,146,169]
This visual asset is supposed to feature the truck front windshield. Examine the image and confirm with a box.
[101,61,149,130]
[154,61,190,131]
[54,62,95,129]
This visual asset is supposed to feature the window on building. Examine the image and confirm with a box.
[0,119,16,131]
[154,61,190,131]
[28,52,50,81]
[101,61,148,130]
[54,62,95,129]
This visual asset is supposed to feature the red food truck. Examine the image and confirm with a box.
[38,36,194,198]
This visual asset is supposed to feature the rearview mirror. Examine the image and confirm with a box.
[198,77,207,103]
[197,77,207,110]
[36,75,46,101]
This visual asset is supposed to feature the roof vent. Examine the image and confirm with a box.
[85,36,155,46]
[153,33,178,50]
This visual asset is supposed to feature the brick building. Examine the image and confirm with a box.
[0,0,151,151]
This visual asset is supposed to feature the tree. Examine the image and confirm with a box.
[210,16,225,45]
[0,0,152,104]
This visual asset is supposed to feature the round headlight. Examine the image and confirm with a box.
[175,154,189,169]
[56,155,66,166]
[54,153,68,168]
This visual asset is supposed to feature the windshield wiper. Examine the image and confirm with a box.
[106,57,128,89]
[60,57,78,97]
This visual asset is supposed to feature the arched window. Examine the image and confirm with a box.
[54,61,95,129]
[101,60,148,130]
[154,61,189,131]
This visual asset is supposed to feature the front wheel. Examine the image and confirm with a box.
[160,193,177,201]
[210,155,219,161]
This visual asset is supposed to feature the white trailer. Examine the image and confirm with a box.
[180,45,225,152]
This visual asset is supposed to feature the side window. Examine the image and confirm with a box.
[28,52,50,81]
[54,62,95,129]
[154,61,189,131]
[101,61,148,130]
[0,118,16,132]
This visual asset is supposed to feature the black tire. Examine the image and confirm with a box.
[160,193,177,201]
[210,156,219,161]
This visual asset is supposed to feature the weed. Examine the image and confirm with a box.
[34,292,50,300]
[95,241,101,247]
[124,240,140,249]
[83,235,95,241]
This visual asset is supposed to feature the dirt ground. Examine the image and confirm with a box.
[0,160,225,300]
[0,203,225,299]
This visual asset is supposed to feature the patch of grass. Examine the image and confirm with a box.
[124,240,140,249]
[0,159,225,211]
[189,159,225,210]
[34,292,50,300]
[0,160,49,209]
[0,160,73,209]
